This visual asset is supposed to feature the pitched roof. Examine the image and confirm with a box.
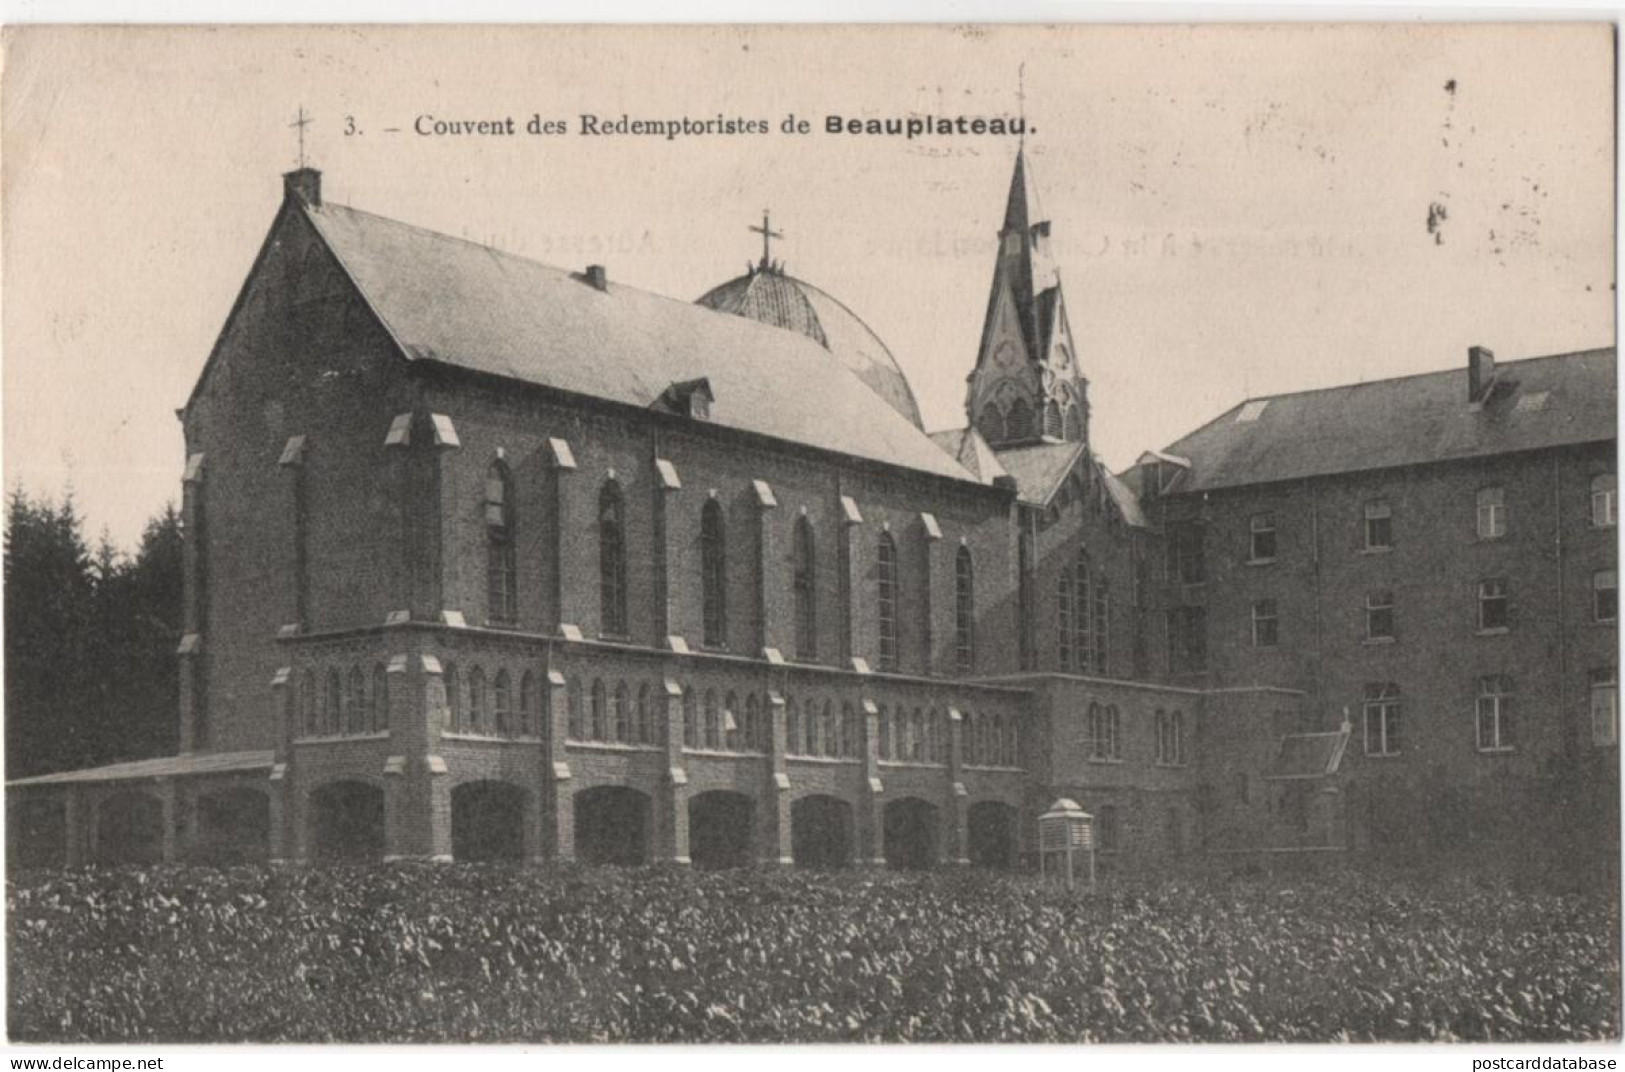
[9,750,274,787]
[302,202,972,484]
[927,426,1010,484]
[1100,465,1148,529]
[1161,349,1616,493]
[994,441,1086,505]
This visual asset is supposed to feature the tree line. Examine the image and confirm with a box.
[5,488,181,779]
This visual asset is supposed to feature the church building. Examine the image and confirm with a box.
[8,149,1616,872]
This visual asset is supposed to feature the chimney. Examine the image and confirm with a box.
[283,167,322,208]
[585,264,608,291]
[1468,345,1496,402]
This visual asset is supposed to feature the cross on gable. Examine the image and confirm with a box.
[289,106,312,169]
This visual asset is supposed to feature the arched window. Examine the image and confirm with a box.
[485,461,517,625]
[842,703,860,759]
[1043,399,1063,439]
[723,691,740,751]
[636,683,655,745]
[346,667,365,735]
[613,681,631,743]
[443,663,461,734]
[745,693,762,751]
[701,499,728,648]
[1074,549,1093,672]
[566,676,583,740]
[955,546,975,673]
[1062,403,1082,443]
[976,405,1007,446]
[1005,715,1020,767]
[520,671,538,737]
[682,686,697,749]
[300,670,317,737]
[804,699,819,756]
[371,663,389,733]
[1006,397,1035,440]
[599,482,628,637]
[1093,575,1110,674]
[793,517,817,660]
[590,679,607,741]
[324,669,342,736]
[786,697,800,756]
[468,667,488,734]
[877,532,899,671]
[703,689,721,750]
[492,670,512,736]
[1058,567,1074,670]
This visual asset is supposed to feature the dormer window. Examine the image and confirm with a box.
[659,378,715,420]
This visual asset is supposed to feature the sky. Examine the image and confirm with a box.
[2,23,1614,550]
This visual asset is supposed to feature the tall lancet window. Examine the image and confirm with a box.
[485,460,517,626]
[599,481,627,637]
[793,516,817,660]
[877,532,899,671]
[701,499,728,648]
[1074,548,1094,673]
[955,546,975,673]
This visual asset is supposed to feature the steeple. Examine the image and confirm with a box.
[1002,145,1040,235]
[965,147,1089,450]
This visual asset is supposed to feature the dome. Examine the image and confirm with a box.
[696,267,924,429]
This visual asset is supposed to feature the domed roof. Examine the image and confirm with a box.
[696,266,923,429]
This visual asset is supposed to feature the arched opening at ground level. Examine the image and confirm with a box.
[191,787,270,863]
[574,785,650,866]
[96,791,164,865]
[8,794,66,868]
[967,800,1018,870]
[452,781,528,862]
[311,781,385,862]
[883,797,939,870]
[791,794,853,869]
[688,790,754,870]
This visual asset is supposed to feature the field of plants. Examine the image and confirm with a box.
[7,862,1619,1043]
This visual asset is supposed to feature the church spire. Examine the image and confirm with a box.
[1002,145,1041,237]
[964,146,1089,450]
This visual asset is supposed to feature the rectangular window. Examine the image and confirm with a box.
[1249,513,1278,563]
[1476,487,1506,540]
[1364,499,1393,551]
[1476,675,1514,752]
[1088,705,1122,761]
[1169,522,1206,585]
[1593,474,1617,529]
[1365,590,1394,641]
[1594,570,1617,624]
[1168,606,1208,674]
[1252,599,1279,648]
[1478,578,1510,631]
[1362,681,1401,756]
[1591,668,1618,747]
